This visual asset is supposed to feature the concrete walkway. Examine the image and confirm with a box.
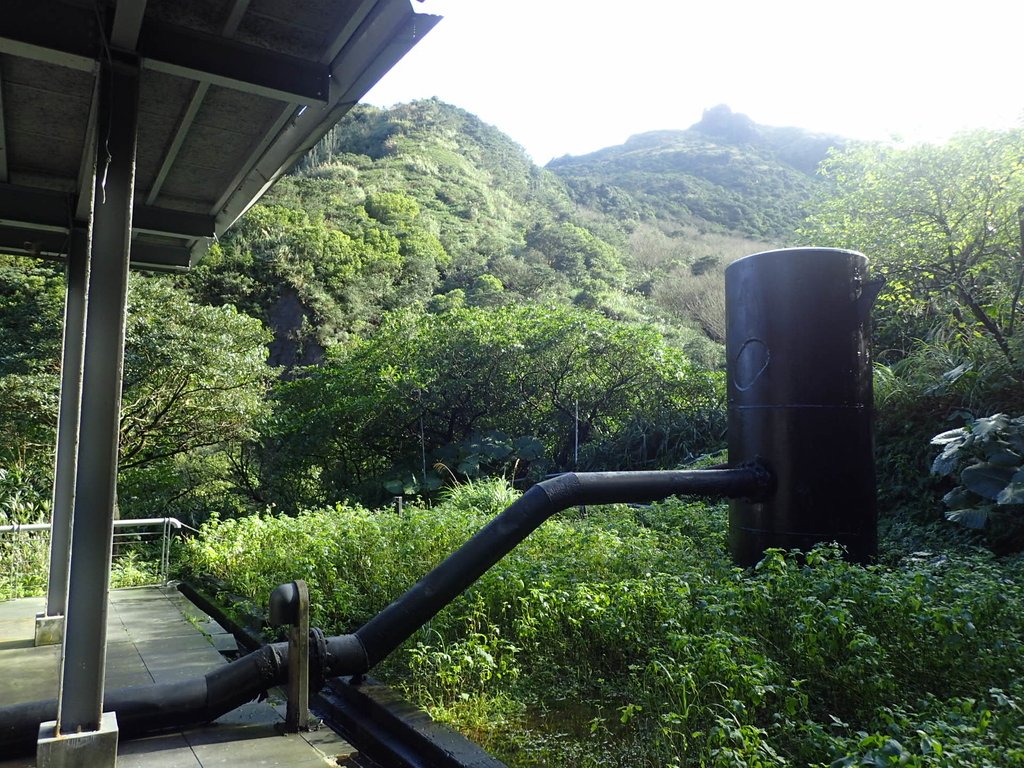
[0,586,355,767]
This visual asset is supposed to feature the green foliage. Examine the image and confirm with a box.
[0,464,52,600]
[803,133,1024,548]
[804,130,1024,545]
[0,257,65,479]
[803,130,1024,365]
[931,414,1024,547]
[259,303,724,507]
[0,258,275,525]
[870,329,1024,539]
[180,485,1024,767]
[549,105,831,240]
[185,98,751,381]
[525,221,626,289]
[285,100,611,305]
[186,198,446,363]
[117,276,274,522]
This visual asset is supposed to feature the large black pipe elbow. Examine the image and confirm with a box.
[354,465,769,668]
[0,642,286,754]
[0,631,373,755]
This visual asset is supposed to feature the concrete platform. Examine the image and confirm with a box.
[0,586,356,767]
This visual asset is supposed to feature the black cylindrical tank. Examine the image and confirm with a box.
[725,248,879,566]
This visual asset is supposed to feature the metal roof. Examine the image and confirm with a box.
[0,0,438,270]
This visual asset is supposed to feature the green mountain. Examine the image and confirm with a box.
[0,99,846,517]
[547,104,840,239]
[192,100,833,368]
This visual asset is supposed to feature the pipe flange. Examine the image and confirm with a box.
[309,627,327,691]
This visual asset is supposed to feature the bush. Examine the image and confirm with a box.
[873,336,1024,523]
[931,413,1024,551]
[178,480,1024,766]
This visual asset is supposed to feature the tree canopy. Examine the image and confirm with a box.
[258,304,724,508]
[0,258,275,522]
[802,131,1024,364]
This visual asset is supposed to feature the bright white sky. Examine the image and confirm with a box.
[364,0,1024,165]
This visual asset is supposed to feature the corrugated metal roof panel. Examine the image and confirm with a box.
[0,0,439,269]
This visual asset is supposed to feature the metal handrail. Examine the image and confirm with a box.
[0,517,193,533]
[0,517,197,586]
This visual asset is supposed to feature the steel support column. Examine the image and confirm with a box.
[42,230,91,622]
[56,56,139,737]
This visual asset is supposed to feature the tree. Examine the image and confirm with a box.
[802,131,1024,364]
[261,304,724,508]
[117,277,274,520]
[186,198,449,365]
[0,257,67,495]
[0,257,274,523]
[525,221,626,289]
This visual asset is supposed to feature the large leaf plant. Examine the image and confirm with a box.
[931,413,1024,531]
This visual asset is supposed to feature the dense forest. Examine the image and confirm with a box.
[4,101,1024,766]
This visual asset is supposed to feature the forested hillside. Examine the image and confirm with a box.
[6,98,1023,536]
[4,99,815,521]
[6,99,1024,767]
[191,101,805,365]
[548,104,838,239]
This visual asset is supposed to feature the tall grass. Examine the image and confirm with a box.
[179,479,1024,767]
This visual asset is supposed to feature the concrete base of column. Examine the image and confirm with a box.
[34,613,64,647]
[37,711,118,768]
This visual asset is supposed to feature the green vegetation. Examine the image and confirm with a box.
[803,131,1024,365]
[548,105,834,240]
[931,414,1024,549]
[0,266,274,526]
[258,303,724,508]
[4,99,1024,764]
[802,128,1024,548]
[181,480,1024,767]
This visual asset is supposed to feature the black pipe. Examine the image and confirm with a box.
[0,632,370,755]
[354,466,769,667]
[0,465,769,755]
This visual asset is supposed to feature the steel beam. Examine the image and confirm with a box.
[208,104,296,219]
[44,227,90,621]
[124,240,192,270]
[131,206,213,238]
[144,82,208,205]
[75,79,100,222]
[0,183,70,230]
[204,0,437,250]
[0,225,68,257]
[0,181,212,239]
[222,0,253,37]
[0,223,190,270]
[335,14,436,105]
[110,0,148,50]
[137,24,328,103]
[0,2,97,73]
[145,0,256,207]
[320,0,380,64]
[57,55,139,738]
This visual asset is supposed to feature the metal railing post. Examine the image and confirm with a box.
[160,518,170,584]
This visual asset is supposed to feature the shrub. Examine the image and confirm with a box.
[178,481,1024,766]
[931,413,1024,551]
